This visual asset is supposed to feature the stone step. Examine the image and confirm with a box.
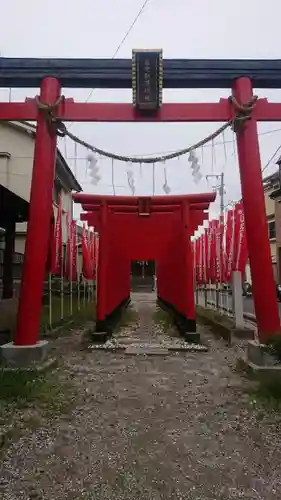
[89,340,208,353]
[118,338,149,345]
[125,345,169,356]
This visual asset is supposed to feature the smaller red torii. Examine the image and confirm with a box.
[81,209,208,235]
[73,192,215,340]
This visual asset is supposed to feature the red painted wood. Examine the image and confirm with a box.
[1,98,281,122]
[14,78,61,346]
[233,77,280,339]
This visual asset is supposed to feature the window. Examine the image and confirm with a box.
[268,220,276,240]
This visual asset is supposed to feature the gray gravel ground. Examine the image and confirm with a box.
[1,293,281,499]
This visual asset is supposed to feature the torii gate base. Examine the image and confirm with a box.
[73,192,215,342]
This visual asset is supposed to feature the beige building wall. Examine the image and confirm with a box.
[264,187,276,216]
[245,176,280,284]
[0,122,35,202]
[0,121,76,254]
[14,187,73,254]
[264,181,279,281]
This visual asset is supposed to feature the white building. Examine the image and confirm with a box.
[0,120,82,252]
[0,120,82,300]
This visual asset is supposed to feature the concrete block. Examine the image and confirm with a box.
[0,340,50,368]
[91,332,108,343]
[183,332,201,344]
[247,340,267,366]
[247,340,281,369]
[118,338,144,345]
[246,360,281,374]
[232,328,255,340]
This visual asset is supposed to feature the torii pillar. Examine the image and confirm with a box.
[233,77,280,341]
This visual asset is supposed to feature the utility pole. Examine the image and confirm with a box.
[205,172,226,305]
[206,172,225,217]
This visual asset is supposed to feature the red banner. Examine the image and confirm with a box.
[49,196,63,276]
[47,214,55,273]
[198,234,203,284]
[206,223,212,282]
[191,240,195,278]
[219,215,226,283]
[70,220,78,282]
[64,217,78,282]
[225,209,235,282]
[194,207,247,286]
[214,216,225,283]
[195,237,199,283]
[95,235,99,272]
[210,220,218,283]
[82,224,92,279]
[89,230,96,279]
[64,214,78,281]
[233,202,247,276]
[64,211,71,280]
[202,229,208,284]
[224,204,248,281]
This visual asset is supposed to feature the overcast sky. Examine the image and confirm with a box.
[1,0,281,226]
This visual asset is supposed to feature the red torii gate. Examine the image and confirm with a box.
[80,201,210,234]
[73,193,215,338]
[0,56,280,349]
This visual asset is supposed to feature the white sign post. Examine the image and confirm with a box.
[232,271,244,329]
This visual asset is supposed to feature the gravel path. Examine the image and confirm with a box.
[1,293,281,499]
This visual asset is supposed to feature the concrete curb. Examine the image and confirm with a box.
[204,299,257,324]
[196,306,255,344]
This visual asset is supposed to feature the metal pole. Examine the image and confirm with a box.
[206,172,225,216]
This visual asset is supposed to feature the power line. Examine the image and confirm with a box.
[85,0,150,104]
[262,144,281,174]
[125,127,281,158]
[111,0,150,59]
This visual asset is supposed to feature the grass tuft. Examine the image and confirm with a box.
[40,296,95,338]
[0,366,74,454]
